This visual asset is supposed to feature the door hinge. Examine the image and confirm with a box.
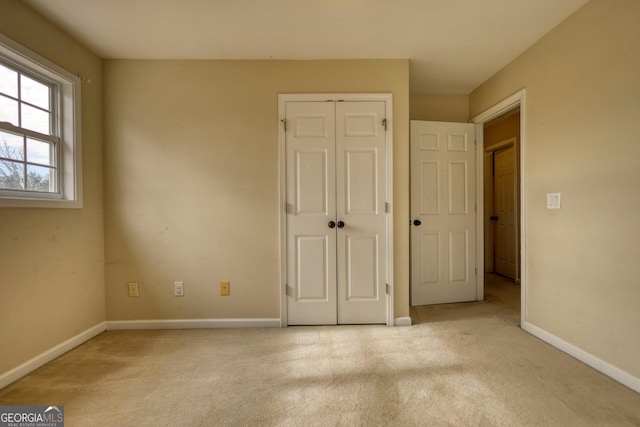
[385,202,391,213]
[382,118,388,131]
[281,118,287,132]
[385,283,391,295]
[285,284,293,296]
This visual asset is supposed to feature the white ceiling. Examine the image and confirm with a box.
[24,0,588,94]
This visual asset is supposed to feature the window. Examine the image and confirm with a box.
[0,34,82,208]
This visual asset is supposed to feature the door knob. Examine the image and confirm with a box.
[413,219,422,226]
[328,221,336,229]
[337,221,345,228]
[490,216,498,221]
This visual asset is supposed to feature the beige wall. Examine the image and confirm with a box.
[103,59,410,321]
[0,1,104,375]
[470,0,640,378]
[484,113,520,149]
[410,93,469,122]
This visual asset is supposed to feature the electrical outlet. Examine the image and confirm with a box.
[128,282,139,297]
[547,192,561,209]
[174,281,184,296]
[220,281,230,296]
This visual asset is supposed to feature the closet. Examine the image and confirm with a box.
[283,98,390,325]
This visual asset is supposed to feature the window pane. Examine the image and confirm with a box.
[0,158,25,190]
[21,103,50,134]
[21,74,50,110]
[26,138,53,166]
[0,64,18,98]
[0,131,24,160]
[27,164,54,192]
[0,95,19,125]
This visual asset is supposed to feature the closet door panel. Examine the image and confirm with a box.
[286,101,337,325]
[336,101,387,324]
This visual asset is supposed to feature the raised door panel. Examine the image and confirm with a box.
[420,232,440,284]
[345,149,378,215]
[295,150,328,215]
[448,231,469,283]
[448,161,469,214]
[295,236,329,301]
[420,161,440,214]
[345,235,379,300]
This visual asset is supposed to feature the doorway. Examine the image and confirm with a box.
[471,90,525,327]
[483,107,521,283]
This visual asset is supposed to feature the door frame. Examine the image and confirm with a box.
[277,93,395,327]
[471,89,526,327]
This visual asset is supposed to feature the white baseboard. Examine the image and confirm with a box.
[0,322,106,390]
[523,321,640,394]
[105,318,282,330]
[394,317,412,327]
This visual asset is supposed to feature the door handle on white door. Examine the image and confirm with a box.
[337,221,345,228]
[413,219,422,226]
[328,221,336,229]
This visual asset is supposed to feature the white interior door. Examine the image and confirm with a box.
[494,146,517,279]
[286,101,337,324]
[336,101,387,324]
[410,121,477,306]
[286,100,387,324]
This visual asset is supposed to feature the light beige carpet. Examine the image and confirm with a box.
[1,275,639,426]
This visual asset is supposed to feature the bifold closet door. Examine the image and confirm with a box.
[286,101,387,325]
[335,101,387,324]
[285,101,337,325]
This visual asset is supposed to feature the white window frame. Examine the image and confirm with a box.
[0,33,82,208]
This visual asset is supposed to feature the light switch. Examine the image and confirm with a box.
[547,192,561,209]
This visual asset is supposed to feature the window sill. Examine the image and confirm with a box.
[0,195,82,209]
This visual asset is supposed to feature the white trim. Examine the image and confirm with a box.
[394,317,412,327]
[384,95,394,326]
[278,93,394,326]
[523,322,640,394]
[472,90,525,124]
[105,318,281,330]
[0,322,105,390]
[471,89,526,327]
[475,123,485,300]
[278,95,288,328]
